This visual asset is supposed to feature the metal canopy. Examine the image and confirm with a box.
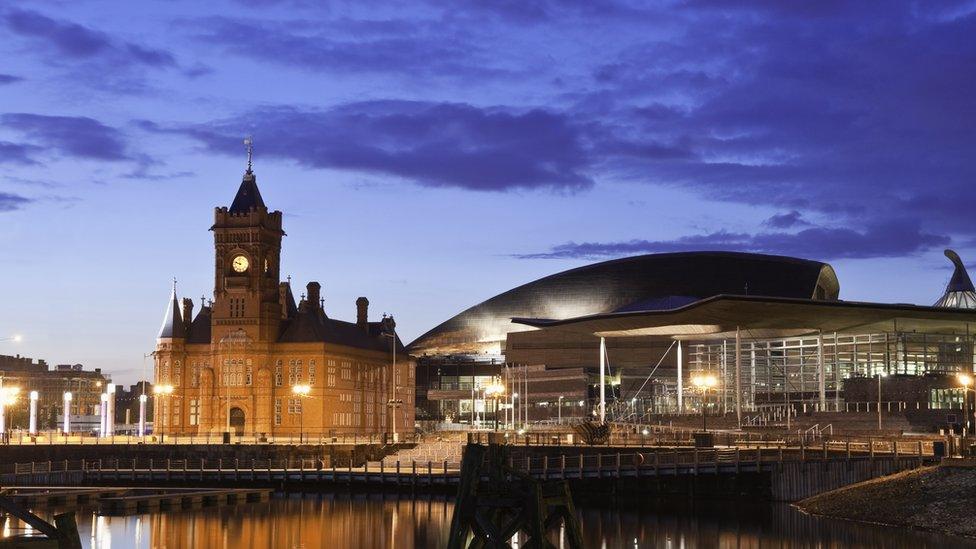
[511,294,976,340]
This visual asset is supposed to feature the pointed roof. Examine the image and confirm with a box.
[229,171,266,213]
[158,286,185,339]
[935,249,976,309]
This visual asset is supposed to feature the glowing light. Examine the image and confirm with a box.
[959,373,972,387]
[291,384,311,396]
[154,384,174,395]
[691,374,718,389]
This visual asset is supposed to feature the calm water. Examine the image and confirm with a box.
[4,495,974,548]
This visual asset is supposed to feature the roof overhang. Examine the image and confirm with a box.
[511,294,976,340]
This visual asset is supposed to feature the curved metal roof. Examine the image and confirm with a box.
[407,251,839,355]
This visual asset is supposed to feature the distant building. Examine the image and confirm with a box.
[0,356,109,431]
[153,160,415,437]
[115,381,154,428]
[409,252,838,424]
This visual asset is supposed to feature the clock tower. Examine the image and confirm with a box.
[210,156,285,344]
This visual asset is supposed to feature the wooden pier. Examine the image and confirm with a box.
[0,443,938,501]
[97,488,271,515]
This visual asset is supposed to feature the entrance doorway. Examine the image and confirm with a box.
[229,407,246,436]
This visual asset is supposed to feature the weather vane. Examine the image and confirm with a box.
[243,135,254,174]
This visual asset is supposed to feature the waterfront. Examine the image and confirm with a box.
[3,495,971,548]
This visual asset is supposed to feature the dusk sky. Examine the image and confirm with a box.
[1,0,974,385]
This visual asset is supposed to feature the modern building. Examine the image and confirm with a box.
[408,251,839,424]
[508,249,976,428]
[0,356,109,431]
[153,159,415,437]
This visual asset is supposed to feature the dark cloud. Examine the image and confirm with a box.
[3,8,176,67]
[190,17,505,79]
[0,74,23,85]
[764,210,809,229]
[0,141,43,165]
[1,114,129,161]
[576,1,976,241]
[521,221,949,261]
[0,192,33,212]
[142,101,592,192]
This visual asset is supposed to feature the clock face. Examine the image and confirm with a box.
[232,255,249,273]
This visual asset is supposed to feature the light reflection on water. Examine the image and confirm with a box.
[3,495,974,548]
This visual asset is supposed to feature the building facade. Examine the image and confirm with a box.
[153,165,414,437]
[0,355,109,431]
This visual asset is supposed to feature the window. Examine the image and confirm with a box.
[229,297,245,318]
[189,399,200,426]
[309,361,316,385]
[274,399,282,425]
[288,398,302,414]
[274,363,283,387]
[327,367,336,387]
[245,366,252,386]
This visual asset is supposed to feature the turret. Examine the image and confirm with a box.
[158,284,185,339]
[356,297,369,330]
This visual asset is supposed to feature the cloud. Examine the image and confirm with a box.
[520,221,949,260]
[0,141,43,165]
[4,9,176,68]
[190,16,506,80]
[0,192,33,212]
[142,101,593,192]
[0,74,23,85]
[764,210,809,229]
[1,113,130,161]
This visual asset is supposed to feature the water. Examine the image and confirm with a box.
[4,495,973,548]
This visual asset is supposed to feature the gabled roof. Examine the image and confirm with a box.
[278,305,407,354]
[158,288,184,339]
[187,305,212,344]
[229,171,266,213]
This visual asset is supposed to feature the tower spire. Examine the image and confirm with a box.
[244,135,254,174]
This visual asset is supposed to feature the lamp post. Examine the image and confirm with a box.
[512,393,519,430]
[28,390,38,436]
[691,374,718,432]
[292,384,311,443]
[154,384,174,443]
[62,392,72,435]
[138,394,148,437]
[0,386,20,441]
[106,383,116,437]
[484,381,505,431]
[958,373,973,436]
[558,395,564,425]
[99,393,108,438]
[877,372,887,432]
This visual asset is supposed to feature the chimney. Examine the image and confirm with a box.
[356,297,369,329]
[181,298,194,333]
[306,282,321,310]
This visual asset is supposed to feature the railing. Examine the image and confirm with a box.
[0,442,936,488]
[0,430,422,446]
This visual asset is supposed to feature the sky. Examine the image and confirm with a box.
[1,0,975,385]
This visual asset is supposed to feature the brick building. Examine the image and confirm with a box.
[0,355,108,430]
[153,161,414,437]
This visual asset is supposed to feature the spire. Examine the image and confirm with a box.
[229,135,266,213]
[158,280,186,339]
[934,249,976,308]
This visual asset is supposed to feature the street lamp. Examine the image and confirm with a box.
[28,390,38,436]
[138,394,148,437]
[558,395,564,424]
[691,374,718,432]
[154,384,174,443]
[958,373,973,435]
[62,392,73,435]
[484,381,506,431]
[292,384,311,443]
[0,386,20,440]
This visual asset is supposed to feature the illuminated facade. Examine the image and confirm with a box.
[410,252,839,422]
[153,165,414,437]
